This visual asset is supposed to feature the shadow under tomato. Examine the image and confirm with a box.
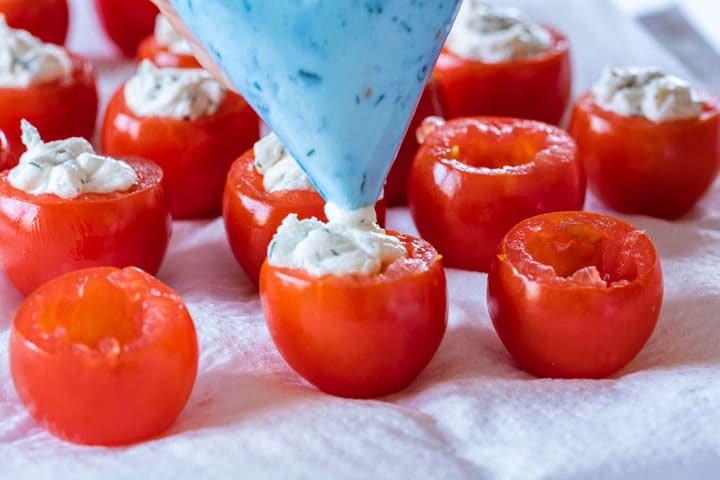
[165,370,313,436]
[676,185,720,232]
[393,307,533,399]
[0,275,23,330]
[617,295,720,375]
[0,379,39,443]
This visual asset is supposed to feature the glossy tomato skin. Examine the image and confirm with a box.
[0,53,98,167]
[435,26,572,125]
[10,266,198,445]
[0,0,69,45]
[408,116,585,272]
[222,150,386,285]
[384,77,446,206]
[260,232,447,398]
[0,158,171,296]
[102,86,259,219]
[137,35,200,69]
[94,0,158,57]
[568,92,720,219]
[487,211,663,378]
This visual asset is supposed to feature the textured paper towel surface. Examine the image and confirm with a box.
[1,1,719,479]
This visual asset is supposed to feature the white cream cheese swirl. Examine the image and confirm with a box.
[154,14,193,55]
[253,132,315,193]
[124,60,227,120]
[0,14,73,88]
[446,1,552,63]
[591,66,703,122]
[268,203,406,277]
[8,120,138,198]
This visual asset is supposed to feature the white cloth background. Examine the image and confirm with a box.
[1,1,719,478]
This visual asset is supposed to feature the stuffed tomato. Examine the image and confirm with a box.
[261,221,447,399]
[436,3,572,124]
[223,133,386,285]
[0,20,97,165]
[0,122,170,295]
[102,61,259,219]
[569,67,720,219]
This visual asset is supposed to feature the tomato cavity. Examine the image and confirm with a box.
[21,267,175,356]
[513,216,647,288]
[436,119,573,173]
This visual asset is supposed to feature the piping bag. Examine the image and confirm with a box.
[169,0,461,210]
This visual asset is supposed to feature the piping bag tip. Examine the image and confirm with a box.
[171,0,461,210]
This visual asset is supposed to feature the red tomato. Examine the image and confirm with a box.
[384,77,446,206]
[94,0,158,57]
[102,85,259,219]
[0,0,69,45]
[408,116,585,272]
[260,232,447,398]
[222,149,387,285]
[137,35,201,69]
[0,158,171,296]
[0,53,98,168]
[568,91,720,219]
[487,211,663,378]
[10,266,198,445]
[435,26,572,125]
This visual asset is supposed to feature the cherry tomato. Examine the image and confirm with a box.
[384,77,445,206]
[0,0,69,45]
[137,34,201,69]
[435,26,572,125]
[94,0,158,57]
[102,84,259,219]
[0,158,171,296]
[10,266,198,445]
[260,232,447,398]
[408,116,585,272]
[487,211,663,378]
[568,91,720,219]
[0,53,98,168]
[223,149,386,285]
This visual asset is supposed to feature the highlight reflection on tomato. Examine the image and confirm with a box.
[0,53,98,167]
[0,0,69,45]
[10,266,198,445]
[408,116,585,272]
[435,26,572,125]
[260,232,447,398]
[102,86,259,219]
[568,91,720,219]
[487,211,663,378]
[223,149,386,285]
[0,158,171,296]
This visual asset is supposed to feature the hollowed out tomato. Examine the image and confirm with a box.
[487,211,663,378]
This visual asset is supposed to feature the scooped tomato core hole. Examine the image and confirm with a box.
[527,225,605,277]
[524,221,638,285]
[447,123,542,169]
[37,273,143,350]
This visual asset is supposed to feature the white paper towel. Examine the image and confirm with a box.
[0,1,719,479]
